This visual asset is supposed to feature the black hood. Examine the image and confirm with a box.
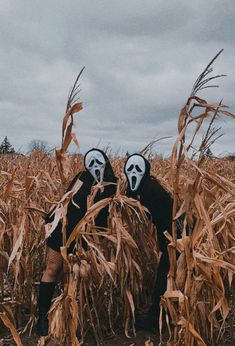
[124,153,150,197]
[84,148,117,183]
[84,148,117,214]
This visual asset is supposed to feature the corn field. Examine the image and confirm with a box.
[0,52,235,345]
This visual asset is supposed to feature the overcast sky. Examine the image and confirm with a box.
[0,0,235,157]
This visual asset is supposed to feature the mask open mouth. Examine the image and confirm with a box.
[131,176,137,190]
[95,169,101,182]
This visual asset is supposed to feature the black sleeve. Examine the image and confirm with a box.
[65,176,93,233]
[46,172,93,234]
[141,178,173,252]
[66,170,93,192]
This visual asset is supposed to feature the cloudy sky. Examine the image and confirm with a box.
[0,0,235,156]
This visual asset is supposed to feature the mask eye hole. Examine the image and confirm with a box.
[135,165,142,173]
[88,159,95,168]
[96,159,103,165]
[127,164,134,172]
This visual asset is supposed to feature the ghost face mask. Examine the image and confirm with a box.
[85,149,106,184]
[124,154,146,192]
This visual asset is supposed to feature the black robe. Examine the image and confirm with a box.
[125,156,174,318]
[46,150,117,253]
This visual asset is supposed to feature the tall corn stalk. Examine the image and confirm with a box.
[161,50,235,346]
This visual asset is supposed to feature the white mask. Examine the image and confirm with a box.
[125,155,146,192]
[85,150,106,183]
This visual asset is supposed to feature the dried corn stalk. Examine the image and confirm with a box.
[161,50,235,346]
[47,189,158,344]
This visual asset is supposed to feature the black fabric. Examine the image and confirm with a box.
[46,171,94,252]
[91,150,117,228]
[37,281,56,336]
[126,175,173,252]
[125,155,175,321]
[148,250,169,318]
[46,150,117,253]
[38,281,56,313]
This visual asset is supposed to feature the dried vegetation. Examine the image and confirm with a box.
[0,52,235,345]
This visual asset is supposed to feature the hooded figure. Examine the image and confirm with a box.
[37,148,117,336]
[46,148,117,253]
[124,153,174,330]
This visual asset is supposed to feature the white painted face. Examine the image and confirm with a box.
[125,155,146,192]
[85,150,106,183]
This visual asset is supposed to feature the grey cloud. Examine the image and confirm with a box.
[0,0,234,156]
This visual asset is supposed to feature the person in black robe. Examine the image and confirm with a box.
[37,148,117,336]
[124,153,178,330]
